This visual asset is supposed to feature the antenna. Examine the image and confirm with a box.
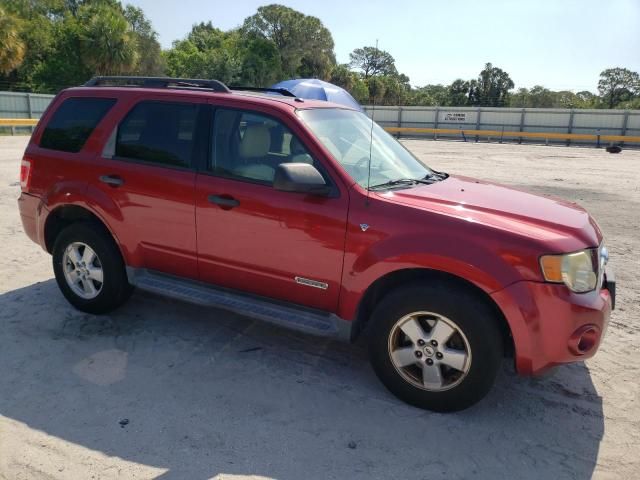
[366,39,379,206]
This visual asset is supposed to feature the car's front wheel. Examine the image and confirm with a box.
[52,222,132,314]
[368,283,503,412]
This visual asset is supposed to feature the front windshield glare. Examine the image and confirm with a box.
[298,108,433,188]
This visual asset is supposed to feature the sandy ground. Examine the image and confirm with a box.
[0,135,638,480]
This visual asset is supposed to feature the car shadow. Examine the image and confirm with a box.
[0,280,604,479]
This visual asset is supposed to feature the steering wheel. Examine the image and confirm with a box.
[345,156,372,183]
[354,156,371,174]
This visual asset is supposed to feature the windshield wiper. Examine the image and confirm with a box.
[369,177,434,191]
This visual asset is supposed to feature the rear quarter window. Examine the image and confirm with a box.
[40,97,116,153]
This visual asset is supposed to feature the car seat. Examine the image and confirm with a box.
[235,124,275,182]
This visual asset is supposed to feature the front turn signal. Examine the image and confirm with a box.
[540,255,563,283]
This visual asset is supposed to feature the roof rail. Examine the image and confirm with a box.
[83,76,231,93]
[229,86,297,98]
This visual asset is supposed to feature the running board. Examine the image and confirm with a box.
[126,268,349,339]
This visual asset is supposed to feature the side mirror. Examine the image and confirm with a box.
[273,163,330,196]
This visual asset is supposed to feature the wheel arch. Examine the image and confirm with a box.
[351,268,514,357]
[44,205,124,261]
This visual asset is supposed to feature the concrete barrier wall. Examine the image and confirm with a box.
[0,91,55,135]
[364,105,640,146]
[1,91,638,146]
[0,91,54,119]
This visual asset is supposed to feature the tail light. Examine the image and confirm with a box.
[20,157,32,190]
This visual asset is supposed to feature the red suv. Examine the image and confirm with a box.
[18,77,615,412]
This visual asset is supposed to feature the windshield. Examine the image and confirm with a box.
[298,108,435,189]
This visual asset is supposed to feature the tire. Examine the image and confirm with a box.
[52,222,133,314]
[367,282,503,412]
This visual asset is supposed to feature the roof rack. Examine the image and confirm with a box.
[229,86,297,98]
[83,77,300,100]
[83,76,231,93]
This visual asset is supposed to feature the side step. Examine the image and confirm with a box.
[127,268,346,338]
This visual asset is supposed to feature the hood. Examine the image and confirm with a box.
[377,175,602,250]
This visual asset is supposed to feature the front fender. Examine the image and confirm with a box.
[337,227,531,321]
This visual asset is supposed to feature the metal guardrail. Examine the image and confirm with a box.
[2,118,639,146]
[2,90,640,146]
[0,118,38,126]
[365,105,640,147]
[385,127,640,145]
[0,91,53,129]
[0,118,38,135]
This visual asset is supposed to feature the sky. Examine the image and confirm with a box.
[126,0,640,92]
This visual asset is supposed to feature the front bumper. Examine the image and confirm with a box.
[491,275,613,375]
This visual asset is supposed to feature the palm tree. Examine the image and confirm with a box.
[78,4,138,75]
[0,7,26,75]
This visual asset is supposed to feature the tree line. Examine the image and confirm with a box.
[1,0,639,109]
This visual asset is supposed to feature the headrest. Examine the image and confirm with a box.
[239,125,270,158]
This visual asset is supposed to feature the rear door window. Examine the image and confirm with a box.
[115,101,199,168]
[40,97,116,153]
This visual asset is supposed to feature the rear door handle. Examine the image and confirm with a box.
[99,174,124,187]
[208,195,240,208]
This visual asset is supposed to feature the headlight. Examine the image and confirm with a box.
[540,248,599,293]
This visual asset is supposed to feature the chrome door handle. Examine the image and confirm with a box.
[99,174,124,187]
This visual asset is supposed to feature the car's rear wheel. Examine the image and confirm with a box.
[52,223,132,314]
[368,283,503,412]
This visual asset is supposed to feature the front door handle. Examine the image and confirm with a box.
[99,174,124,187]
[208,194,240,209]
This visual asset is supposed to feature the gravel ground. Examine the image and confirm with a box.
[0,136,638,480]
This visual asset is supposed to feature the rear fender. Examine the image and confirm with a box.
[40,182,127,262]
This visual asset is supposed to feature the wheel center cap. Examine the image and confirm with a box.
[423,345,435,357]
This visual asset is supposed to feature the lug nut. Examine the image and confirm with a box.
[430,340,438,347]
[415,351,423,358]
[426,358,434,366]
[436,352,443,359]
[417,339,426,346]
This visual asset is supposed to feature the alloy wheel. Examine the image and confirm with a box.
[62,242,104,300]
[387,311,472,391]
